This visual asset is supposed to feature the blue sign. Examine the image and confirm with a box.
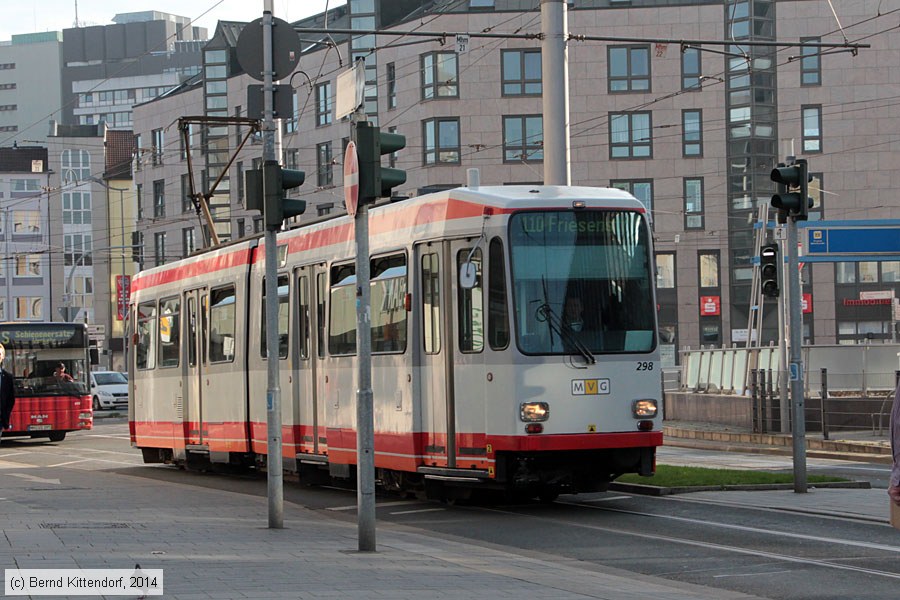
[801,220,900,262]
[789,362,801,382]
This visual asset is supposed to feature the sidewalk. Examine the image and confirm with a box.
[0,462,769,600]
[664,420,893,464]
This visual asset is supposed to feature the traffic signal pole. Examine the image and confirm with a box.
[771,158,810,492]
[262,2,284,528]
[786,217,807,492]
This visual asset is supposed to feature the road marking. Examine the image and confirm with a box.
[714,570,794,578]
[565,501,900,553]
[47,459,90,467]
[390,508,446,515]
[84,434,132,440]
[580,495,631,503]
[0,459,35,469]
[9,473,60,485]
[327,500,421,512]
[481,504,900,581]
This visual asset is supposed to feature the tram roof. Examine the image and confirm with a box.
[415,185,645,209]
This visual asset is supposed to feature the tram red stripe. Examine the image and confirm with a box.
[131,248,252,292]
[132,420,660,457]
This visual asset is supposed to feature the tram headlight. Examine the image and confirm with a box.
[520,402,550,422]
[632,399,658,418]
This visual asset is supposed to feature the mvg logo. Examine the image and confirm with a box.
[571,379,610,395]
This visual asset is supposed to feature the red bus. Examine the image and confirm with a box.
[1,322,93,441]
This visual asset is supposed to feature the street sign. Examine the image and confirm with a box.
[335,61,365,120]
[344,141,359,217]
[116,275,130,321]
[58,307,78,322]
[87,324,105,341]
[236,17,301,82]
[804,221,900,257]
[789,362,801,382]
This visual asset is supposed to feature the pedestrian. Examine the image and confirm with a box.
[889,377,900,508]
[0,344,15,444]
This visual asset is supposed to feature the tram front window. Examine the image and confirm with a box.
[509,210,656,355]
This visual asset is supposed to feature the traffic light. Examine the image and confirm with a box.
[245,161,306,229]
[760,243,780,298]
[353,121,406,202]
[770,158,813,221]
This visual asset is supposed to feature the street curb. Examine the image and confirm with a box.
[610,480,871,496]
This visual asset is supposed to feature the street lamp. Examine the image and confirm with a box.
[86,176,130,372]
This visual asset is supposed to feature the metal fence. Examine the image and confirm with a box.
[682,343,900,396]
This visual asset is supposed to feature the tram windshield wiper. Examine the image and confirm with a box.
[535,303,596,365]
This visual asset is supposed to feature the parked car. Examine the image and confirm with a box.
[90,370,129,411]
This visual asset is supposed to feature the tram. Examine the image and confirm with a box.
[129,185,662,499]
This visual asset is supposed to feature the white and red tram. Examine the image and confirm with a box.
[129,185,662,499]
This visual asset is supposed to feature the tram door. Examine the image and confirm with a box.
[417,239,484,468]
[312,266,328,454]
[182,288,206,446]
[292,266,326,455]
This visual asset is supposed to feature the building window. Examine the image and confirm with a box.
[61,149,90,182]
[182,228,196,258]
[136,184,143,220]
[315,82,332,126]
[62,192,92,225]
[502,115,543,163]
[284,92,298,133]
[801,37,821,86]
[15,255,41,277]
[699,252,719,288]
[235,161,244,206]
[684,178,704,229]
[15,297,42,320]
[386,62,397,109]
[802,105,822,153]
[611,180,653,214]
[609,112,651,159]
[682,46,701,90]
[181,173,193,213]
[682,110,702,157]
[154,232,166,265]
[151,128,164,166]
[12,211,41,234]
[859,261,879,283]
[153,180,165,218]
[423,118,460,164]
[421,52,458,100]
[608,45,650,93]
[64,233,92,267]
[835,262,855,284]
[317,142,333,187]
[656,253,675,288]
[180,123,193,160]
[501,49,541,96]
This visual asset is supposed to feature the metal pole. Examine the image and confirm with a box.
[541,0,570,185]
[120,189,127,372]
[777,236,790,432]
[355,199,375,551]
[820,367,829,440]
[4,209,10,318]
[787,218,807,492]
[262,1,284,529]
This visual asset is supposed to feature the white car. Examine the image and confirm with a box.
[90,371,129,411]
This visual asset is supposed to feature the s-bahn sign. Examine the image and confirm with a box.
[802,219,900,261]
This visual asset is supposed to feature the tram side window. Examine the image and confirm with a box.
[421,252,441,354]
[458,248,484,353]
[158,296,181,368]
[298,275,310,360]
[329,264,357,355]
[260,274,289,359]
[209,285,236,363]
[371,254,407,354]
[316,273,326,359]
[488,238,510,350]
[136,301,157,370]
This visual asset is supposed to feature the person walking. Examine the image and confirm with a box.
[0,344,15,444]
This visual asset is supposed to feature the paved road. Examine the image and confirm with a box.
[4,420,899,600]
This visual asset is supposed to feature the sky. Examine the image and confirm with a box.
[0,0,333,42]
